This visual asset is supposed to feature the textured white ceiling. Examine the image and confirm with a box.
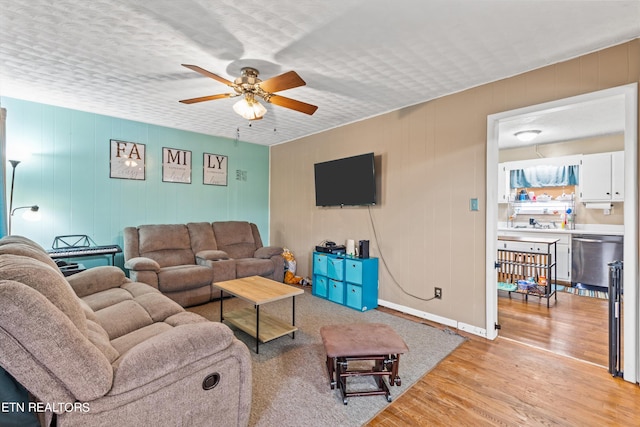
[498,95,626,149]
[1,0,639,146]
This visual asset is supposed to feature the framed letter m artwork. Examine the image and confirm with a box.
[162,147,192,183]
[203,153,228,186]
[110,139,146,180]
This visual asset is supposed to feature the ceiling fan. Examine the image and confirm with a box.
[179,64,318,120]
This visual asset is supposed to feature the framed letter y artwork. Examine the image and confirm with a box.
[110,139,146,180]
[203,153,228,186]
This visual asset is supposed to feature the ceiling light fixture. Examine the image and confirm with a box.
[514,130,542,142]
[233,94,267,121]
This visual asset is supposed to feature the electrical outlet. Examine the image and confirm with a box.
[434,287,442,299]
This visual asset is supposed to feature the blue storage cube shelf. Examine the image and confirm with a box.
[313,254,327,276]
[312,252,378,311]
[327,257,344,281]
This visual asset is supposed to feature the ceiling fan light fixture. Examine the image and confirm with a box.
[233,95,267,120]
[514,130,542,142]
[180,64,316,117]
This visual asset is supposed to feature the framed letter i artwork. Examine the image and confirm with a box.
[162,147,192,184]
[203,153,228,186]
[110,139,146,180]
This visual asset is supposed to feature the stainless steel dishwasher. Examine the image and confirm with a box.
[571,234,623,289]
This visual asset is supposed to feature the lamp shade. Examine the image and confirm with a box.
[22,206,41,222]
[9,206,41,232]
[233,96,267,120]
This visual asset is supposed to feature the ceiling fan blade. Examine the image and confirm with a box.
[182,64,234,86]
[259,71,306,93]
[268,95,318,115]
[179,93,232,104]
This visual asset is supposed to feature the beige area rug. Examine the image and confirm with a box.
[188,290,465,427]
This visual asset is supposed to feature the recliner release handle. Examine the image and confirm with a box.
[202,373,221,390]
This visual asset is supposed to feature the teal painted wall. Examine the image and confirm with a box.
[2,97,270,268]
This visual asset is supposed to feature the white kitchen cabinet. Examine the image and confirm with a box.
[498,163,511,204]
[611,151,624,201]
[552,234,571,282]
[579,151,624,202]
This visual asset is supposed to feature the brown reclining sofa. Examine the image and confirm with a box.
[0,235,252,427]
[123,221,284,307]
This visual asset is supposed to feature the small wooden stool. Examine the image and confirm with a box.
[320,323,409,404]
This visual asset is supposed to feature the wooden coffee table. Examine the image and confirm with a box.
[213,276,304,353]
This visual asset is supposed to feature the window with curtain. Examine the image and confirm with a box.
[510,164,579,188]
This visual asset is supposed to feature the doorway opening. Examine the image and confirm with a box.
[485,84,638,384]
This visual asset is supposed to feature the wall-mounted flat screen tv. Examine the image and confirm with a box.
[314,152,377,207]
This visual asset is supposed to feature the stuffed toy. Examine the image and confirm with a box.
[282,248,304,285]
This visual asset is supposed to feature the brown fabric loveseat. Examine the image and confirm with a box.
[0,235,252,427]
[123,221,284,307]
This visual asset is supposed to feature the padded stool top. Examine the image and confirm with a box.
[320,323,409,357]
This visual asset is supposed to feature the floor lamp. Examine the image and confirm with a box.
[7,159,40,235]
[7,159,20,235]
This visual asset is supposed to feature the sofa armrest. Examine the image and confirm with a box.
[110,322,238,394]
[124,257,160,272]
[67,266,130,298]
[195,250,230,262]
[254,246,283,259]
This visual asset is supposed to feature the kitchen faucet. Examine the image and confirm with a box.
[529,218,551,229]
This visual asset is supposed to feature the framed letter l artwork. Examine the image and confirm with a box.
[162,147,192,183]
[110,139,146,180]
[203,153,228,186]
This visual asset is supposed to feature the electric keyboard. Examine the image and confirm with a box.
[47,245,122,259]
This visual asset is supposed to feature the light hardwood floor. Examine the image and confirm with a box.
[368,291,640,426]
[498,289,610,367]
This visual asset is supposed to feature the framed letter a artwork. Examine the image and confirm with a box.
[162,147,192,183]
[110,139,146,180]
[203,153,228,186]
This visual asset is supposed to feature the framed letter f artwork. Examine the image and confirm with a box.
[110,139,146,180]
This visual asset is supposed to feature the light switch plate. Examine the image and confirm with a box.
[470,198,479,211]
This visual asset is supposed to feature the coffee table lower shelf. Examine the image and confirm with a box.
[224,307,298,343]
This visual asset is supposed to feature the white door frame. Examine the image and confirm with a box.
[485,83,638,384]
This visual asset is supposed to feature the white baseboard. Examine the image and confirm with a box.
[378,299,488,338]
[457,322,488,338]
[378,299,456,327]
